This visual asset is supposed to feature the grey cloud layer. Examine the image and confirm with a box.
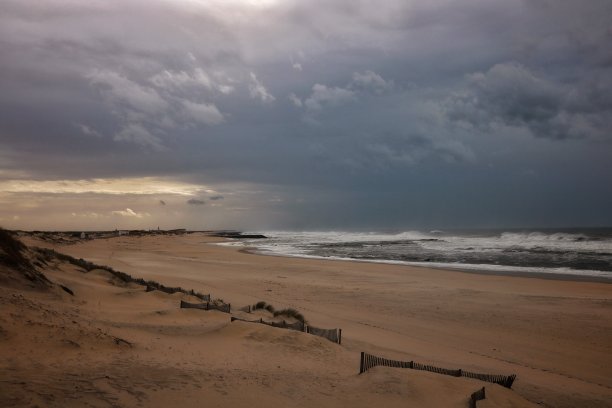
[1,0,611,228]
[447,62,612,140]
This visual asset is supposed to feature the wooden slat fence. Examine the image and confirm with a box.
[231,316,306,332]
[306,325,342,344]
[145,285,210,302]
[231,318,341,343]
[359,352,516,388]
[469,387,486,408]
[234,304,340,343]
[180,300,231,313]
[462,370,516,388]
[144,285,210,301]
[231,316,258,323]
[271,320,305,332]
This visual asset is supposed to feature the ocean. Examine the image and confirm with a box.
[224,229,612,281]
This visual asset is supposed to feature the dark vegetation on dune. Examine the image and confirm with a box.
[253,301,276,313]
[0,228,227,304]
[252,301,306,323]
[0,228,31,269]
[32,246,211,301]
[0,228,51,288]
[3,228,304,323]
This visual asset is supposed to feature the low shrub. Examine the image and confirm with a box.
[273,308,306,323]
[253,301,275,313]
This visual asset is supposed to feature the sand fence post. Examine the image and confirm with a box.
[469,387,486,408]
[359,352,365,374]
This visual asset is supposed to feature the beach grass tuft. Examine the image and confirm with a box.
[252,302,306,322]
[273,308,306,323]
[253,301,275,313]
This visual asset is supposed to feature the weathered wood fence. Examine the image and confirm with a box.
[231,316,305,332]
[230,317,341,344]
[306,325,342,344]
[266,320,305,332]
[359,352,516,388]
[143,286,210,302]
[180,300,230,313]
[469,387,486,408]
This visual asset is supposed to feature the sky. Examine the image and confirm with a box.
[1,0,611,231]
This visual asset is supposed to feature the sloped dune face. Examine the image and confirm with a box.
[0,229,51,290]
[0,295,537,406]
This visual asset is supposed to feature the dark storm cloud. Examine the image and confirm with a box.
[186,199,205,206]
[0,0,242,157]
[446,62,612,140]
[1,0,611,229]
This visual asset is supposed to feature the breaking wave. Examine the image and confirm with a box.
[221,229,612,280]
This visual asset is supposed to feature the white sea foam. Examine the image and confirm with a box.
[218,230,612,280]
[248,230,612,253]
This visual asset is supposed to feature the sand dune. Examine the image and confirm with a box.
[2,232,610,407]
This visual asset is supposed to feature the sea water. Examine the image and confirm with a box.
[225,229,612,280]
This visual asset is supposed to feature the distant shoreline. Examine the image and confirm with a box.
[16,228,612,283]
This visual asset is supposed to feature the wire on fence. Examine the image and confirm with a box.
[180,300,231,313]
[359,352,516,389]
[231,317,341,343]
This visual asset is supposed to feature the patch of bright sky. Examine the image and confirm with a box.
[0,177,211,196]
[171,0,278,9]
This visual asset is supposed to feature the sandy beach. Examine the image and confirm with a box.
[1,232,611,407]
